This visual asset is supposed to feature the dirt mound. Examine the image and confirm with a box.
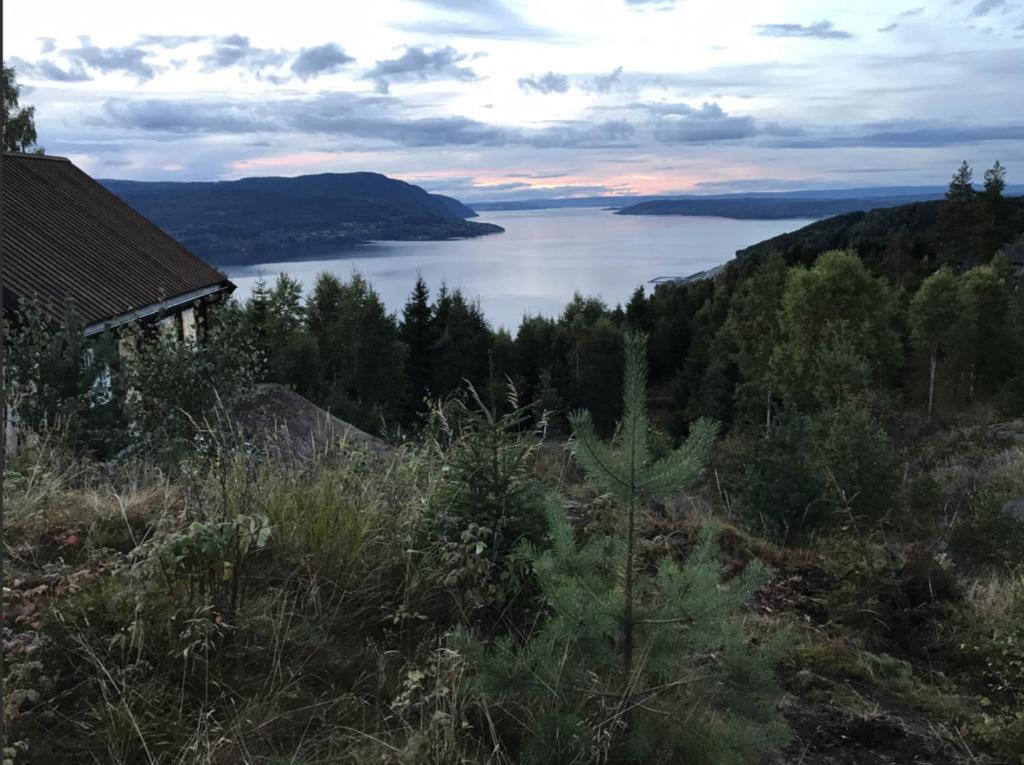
[238,384,391,459]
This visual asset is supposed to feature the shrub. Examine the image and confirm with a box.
[421,381,550,621]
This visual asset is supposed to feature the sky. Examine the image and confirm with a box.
[4,0,1024,201]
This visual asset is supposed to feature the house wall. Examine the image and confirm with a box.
[3,291,229,458]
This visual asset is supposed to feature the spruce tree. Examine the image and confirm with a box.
[983,160,1006,199]
[400,275,436,415]
[947,161,975,203]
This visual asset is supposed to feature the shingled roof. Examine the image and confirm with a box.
[1,152,233,332]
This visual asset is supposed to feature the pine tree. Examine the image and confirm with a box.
[571,332,717,678]
[459,332,790,763]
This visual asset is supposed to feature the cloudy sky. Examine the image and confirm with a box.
[4,0,1024,201]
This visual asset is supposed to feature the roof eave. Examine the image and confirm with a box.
[83,281,234,337]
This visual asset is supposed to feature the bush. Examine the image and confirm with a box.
[422,382,550,620]
[736,402,897,544]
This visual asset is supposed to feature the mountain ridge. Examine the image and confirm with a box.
[100,172,501,267]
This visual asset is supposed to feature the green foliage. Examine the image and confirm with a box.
[735,415,830,545]
[4,302,125,456]
[457,504,790,764]
[2,63,43,153]
[946,160,975,203]
[424,381,550,617]
[722,252,788,430]
[134,512,271,619]
[401,275,439,415]
[123,308,261,457]
[457,332,788,762]
[909,266,962,417]
[736,402,896,544]
[773,250,904,408]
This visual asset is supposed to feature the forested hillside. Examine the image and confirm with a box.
[5,162,1024,764]
[101,172,502,266]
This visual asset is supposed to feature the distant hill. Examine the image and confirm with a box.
[469,185,1024,215]
[735,196,1024,260]
[101,172,500,267]
[614,195,944,220]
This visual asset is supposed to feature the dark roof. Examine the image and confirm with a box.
[2,152,233,329]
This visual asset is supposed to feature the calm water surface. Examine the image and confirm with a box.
[229,208,815,331]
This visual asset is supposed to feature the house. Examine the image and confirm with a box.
[2,152,236,452]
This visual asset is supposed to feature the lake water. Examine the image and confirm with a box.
[228,208,815,331]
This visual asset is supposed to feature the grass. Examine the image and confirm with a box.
[4,412,1024,763]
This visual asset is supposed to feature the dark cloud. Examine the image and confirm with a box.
[396,0,556,40]
[8,56,92,82]
[767,119,1024,148]
[969,0,1007,17]
[878,23,899,32]
[648,101,758,142]
[518,71,569,94]
[365,46,477,93]
[98,92,641,150]
[587,66,624,93]
[200,34,288,72]
[290,43,354,81]
[38,37,57,54]
[754,20,854,39]
[898,7,925,17]
[529,120,635,148]
[102,98,272,134]
[62,39,159,81]
[135,34,207,48]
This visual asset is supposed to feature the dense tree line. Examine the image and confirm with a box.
[245,162,1023,437]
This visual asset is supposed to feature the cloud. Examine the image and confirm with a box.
[648,101,758,142]
[134,34,207,48]
[624,0,676,7]
[754,20,854,39]
[396,0,555,39]
[38,37,56,54]
[62,39,159,81]
[898,7,925,17]
[200,34,288,72]
[365,46,477,93]
[969,0,1007,16]
[588,65,624,93]
[529,120,635,148]
[9,56,92,82]
[98,91,640,150]
[290,43,354,80]
[102,98,272,134]
[878,23,899,32]
[518,71,569,94]
[767,119,1024,148]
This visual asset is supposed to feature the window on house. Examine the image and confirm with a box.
[82,347,113,406]
[181,307,198,342]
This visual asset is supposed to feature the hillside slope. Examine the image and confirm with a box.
[615,195,943,220]
[101,172,501,267]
